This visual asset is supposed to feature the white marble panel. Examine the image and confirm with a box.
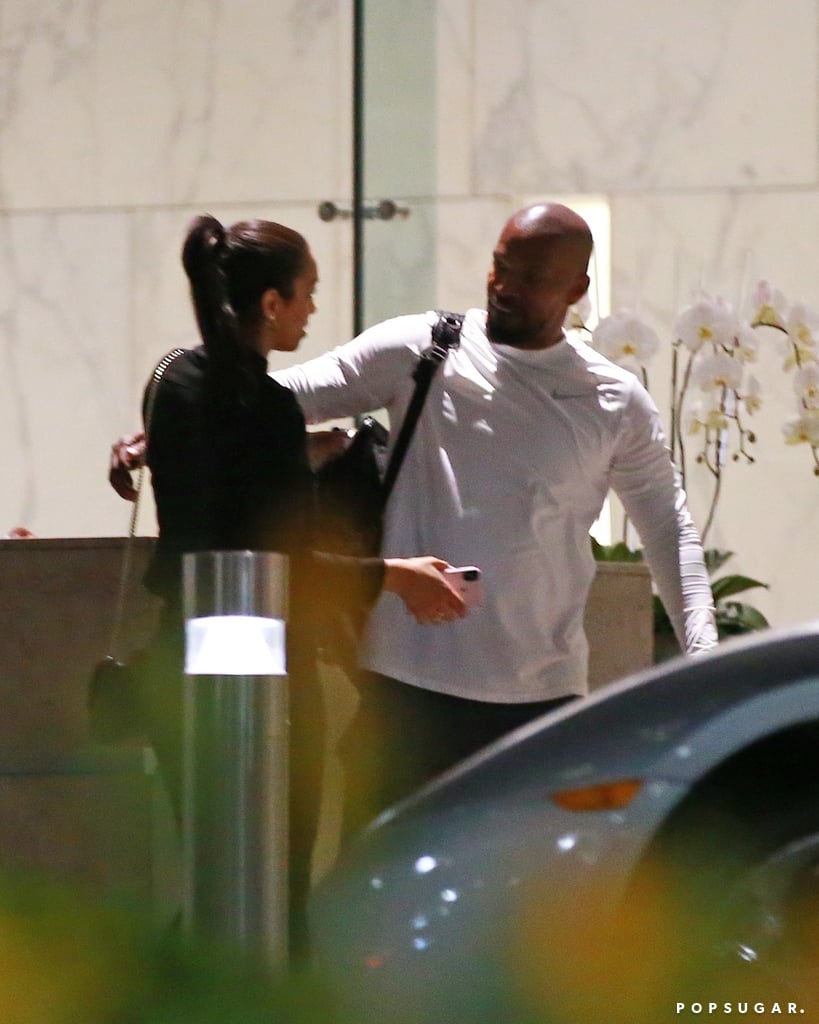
[609,192,819,630]
[0,211,134,539]
[435,0,474,197]
[470,0,817,194]
[435,196,517,313]
[0,0,350,210]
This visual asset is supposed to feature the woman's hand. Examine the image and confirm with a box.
[305,428,353,471]
[382,557,467,625]
[4,527,35,539]
[109,432,147,501]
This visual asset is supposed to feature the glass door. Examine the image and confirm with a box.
[355,0,438,332]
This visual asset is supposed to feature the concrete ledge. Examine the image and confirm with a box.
[0,538,652,892]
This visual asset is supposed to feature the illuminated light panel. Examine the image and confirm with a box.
[185,615,286,675]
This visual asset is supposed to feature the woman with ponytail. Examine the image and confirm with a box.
[139,215,465,961]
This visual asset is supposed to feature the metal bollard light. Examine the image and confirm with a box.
[181,550,289,965]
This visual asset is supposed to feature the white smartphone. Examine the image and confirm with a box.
[444,566,484,609]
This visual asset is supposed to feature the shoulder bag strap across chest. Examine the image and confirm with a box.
[381,311,463,499]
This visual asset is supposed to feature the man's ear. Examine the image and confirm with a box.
[567,274,590,307]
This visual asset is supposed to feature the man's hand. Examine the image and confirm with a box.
[109,432,146,502]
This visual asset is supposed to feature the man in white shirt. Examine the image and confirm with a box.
[273,201,717,831]
[110,201,717,834]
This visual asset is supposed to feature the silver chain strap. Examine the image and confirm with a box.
[107,348,186,659]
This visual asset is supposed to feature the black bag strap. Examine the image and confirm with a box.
[381,311,463,499]
[107,347,186,659]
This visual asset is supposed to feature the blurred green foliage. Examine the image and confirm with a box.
[0,868,346,1024]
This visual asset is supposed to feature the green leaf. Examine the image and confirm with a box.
[592,540,771,646]
[704,548,735,574]
[711,574,769,602]
[590,538,644,562]
[716,600,770,634]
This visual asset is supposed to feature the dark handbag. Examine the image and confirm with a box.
[87,460,151,743]
[314,415,389,559]
[313,311,463,668]
[87,348,185,743]
[87,653,149,744]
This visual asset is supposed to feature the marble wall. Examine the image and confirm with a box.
[2,0,819,629]
[0,0,355,538]
[433,0,819,631]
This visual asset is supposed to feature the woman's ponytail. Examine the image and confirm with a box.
[181,214,241,360]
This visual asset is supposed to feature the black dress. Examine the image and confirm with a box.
[141,345,381,958]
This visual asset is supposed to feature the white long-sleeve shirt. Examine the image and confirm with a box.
[275,308,717,702]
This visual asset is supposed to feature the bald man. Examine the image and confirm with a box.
[111,202,717,833]
[273,201,716,830]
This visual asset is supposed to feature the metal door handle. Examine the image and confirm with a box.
[318,199,410,222]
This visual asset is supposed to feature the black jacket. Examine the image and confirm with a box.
[143,345,383,617]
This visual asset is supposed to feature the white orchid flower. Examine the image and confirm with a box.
[751,280,788,329]
[565,278,819,480]
[783,412,819,446]
[794,363,819,411]
[733,322,759,363]
[673,295,738,354]
[592,311,660,371]
[564,293,593,331]
[785,301,819,352]
[686,395,729,433]
[743,375,762,414]
[684,400,704,435]
[691,351,744,393]
[703,406,730,432]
